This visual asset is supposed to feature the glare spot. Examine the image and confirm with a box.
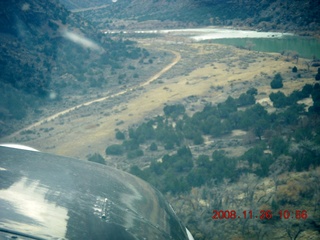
[62,30,103,52]
[21,3,30,11]
[0,177,68,237]
[49,91,57,100]
[0,144,39,152]
[112,0,118,2]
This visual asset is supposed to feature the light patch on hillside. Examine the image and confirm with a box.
[21,3,30,11]
[62,30,103,52]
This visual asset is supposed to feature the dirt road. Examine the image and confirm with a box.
[4,41,312,159]
[6,49,181,140]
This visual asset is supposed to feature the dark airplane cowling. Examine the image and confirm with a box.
[0,146,193,240]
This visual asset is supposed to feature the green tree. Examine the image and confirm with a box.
[187,168,208,187]
[269,136,289,158]
[246,87,258,96]
[242,145,265,168]
[256,154,273,177]
[127,149,144,159]
[292,66,298,73]
[133,73,139,78]
[105,144,124,155]
[316,68,320,81]
[197,155,210,167]
[270,73,283,89]
[134,122,155,143]
[237,104,269,130]
[218,96,237,118]
[149,142,158,151]
[130,166,149,181]
[292,141,320,171]
[115,130,125,140]
[269,91,288,108]
[253,118,269,140]
[237,92,255,106]
[177,146,192,159]
[122,139,139,151]
[300,84,313,98]
[211,150,237,182]
[287,90,304,103]
[276,104,303,126]
[309,84,320,113]
[163,104,185,118]
[164,140,175,150]
[193,132,204,145]
[150,160,164,175]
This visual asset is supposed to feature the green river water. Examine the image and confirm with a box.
[211,36,320,59]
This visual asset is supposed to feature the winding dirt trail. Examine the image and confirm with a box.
[6,49,181,140]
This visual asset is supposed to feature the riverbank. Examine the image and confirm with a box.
[106,27,320,58]
[105,26,294,39]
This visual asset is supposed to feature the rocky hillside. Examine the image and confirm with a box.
[0,0,147,135]
[59,0,320,33]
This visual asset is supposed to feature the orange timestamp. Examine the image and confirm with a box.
[212,210,308,220]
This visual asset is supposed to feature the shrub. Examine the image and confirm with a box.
[133,73,139,78]
[193,132,204,145]
[115,130,125,140]
[163,104,185,118]
[269,91,288,108]
[246,87,258,95]
[316,68,320,81]
[164,141,174,150]
[300,84,313,98]
[87,153,105,165]
[237,93,255,106]
[292,66,298,73]
[269,136,289,158]
[276,181,304,205]
[127,149,144,159]
[149,142,158,151]
[105,144,124,155]
[129,166,149,181]
[270,73,283,89]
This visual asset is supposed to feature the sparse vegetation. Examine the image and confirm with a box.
[62,0,320,33]
[105,82,320,239]
[87,153,106,164]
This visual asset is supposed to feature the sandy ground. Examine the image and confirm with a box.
[3,40,316,160]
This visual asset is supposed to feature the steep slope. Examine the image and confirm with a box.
[0,0,147,135]
[59,0,320,32]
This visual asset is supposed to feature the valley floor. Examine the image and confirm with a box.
[3,38,316,160]
[2,33,319,239]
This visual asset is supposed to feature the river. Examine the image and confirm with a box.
[106,27,320,59]
[209,36,320,59]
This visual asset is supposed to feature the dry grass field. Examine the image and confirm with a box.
[4,39,317,160]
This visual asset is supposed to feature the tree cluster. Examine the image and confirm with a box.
[269,84,313,108]
[113,83,320,195]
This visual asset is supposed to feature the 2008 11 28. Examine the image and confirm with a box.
[212,210,308,220]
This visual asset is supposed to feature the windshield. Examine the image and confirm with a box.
[1,0,320,239]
